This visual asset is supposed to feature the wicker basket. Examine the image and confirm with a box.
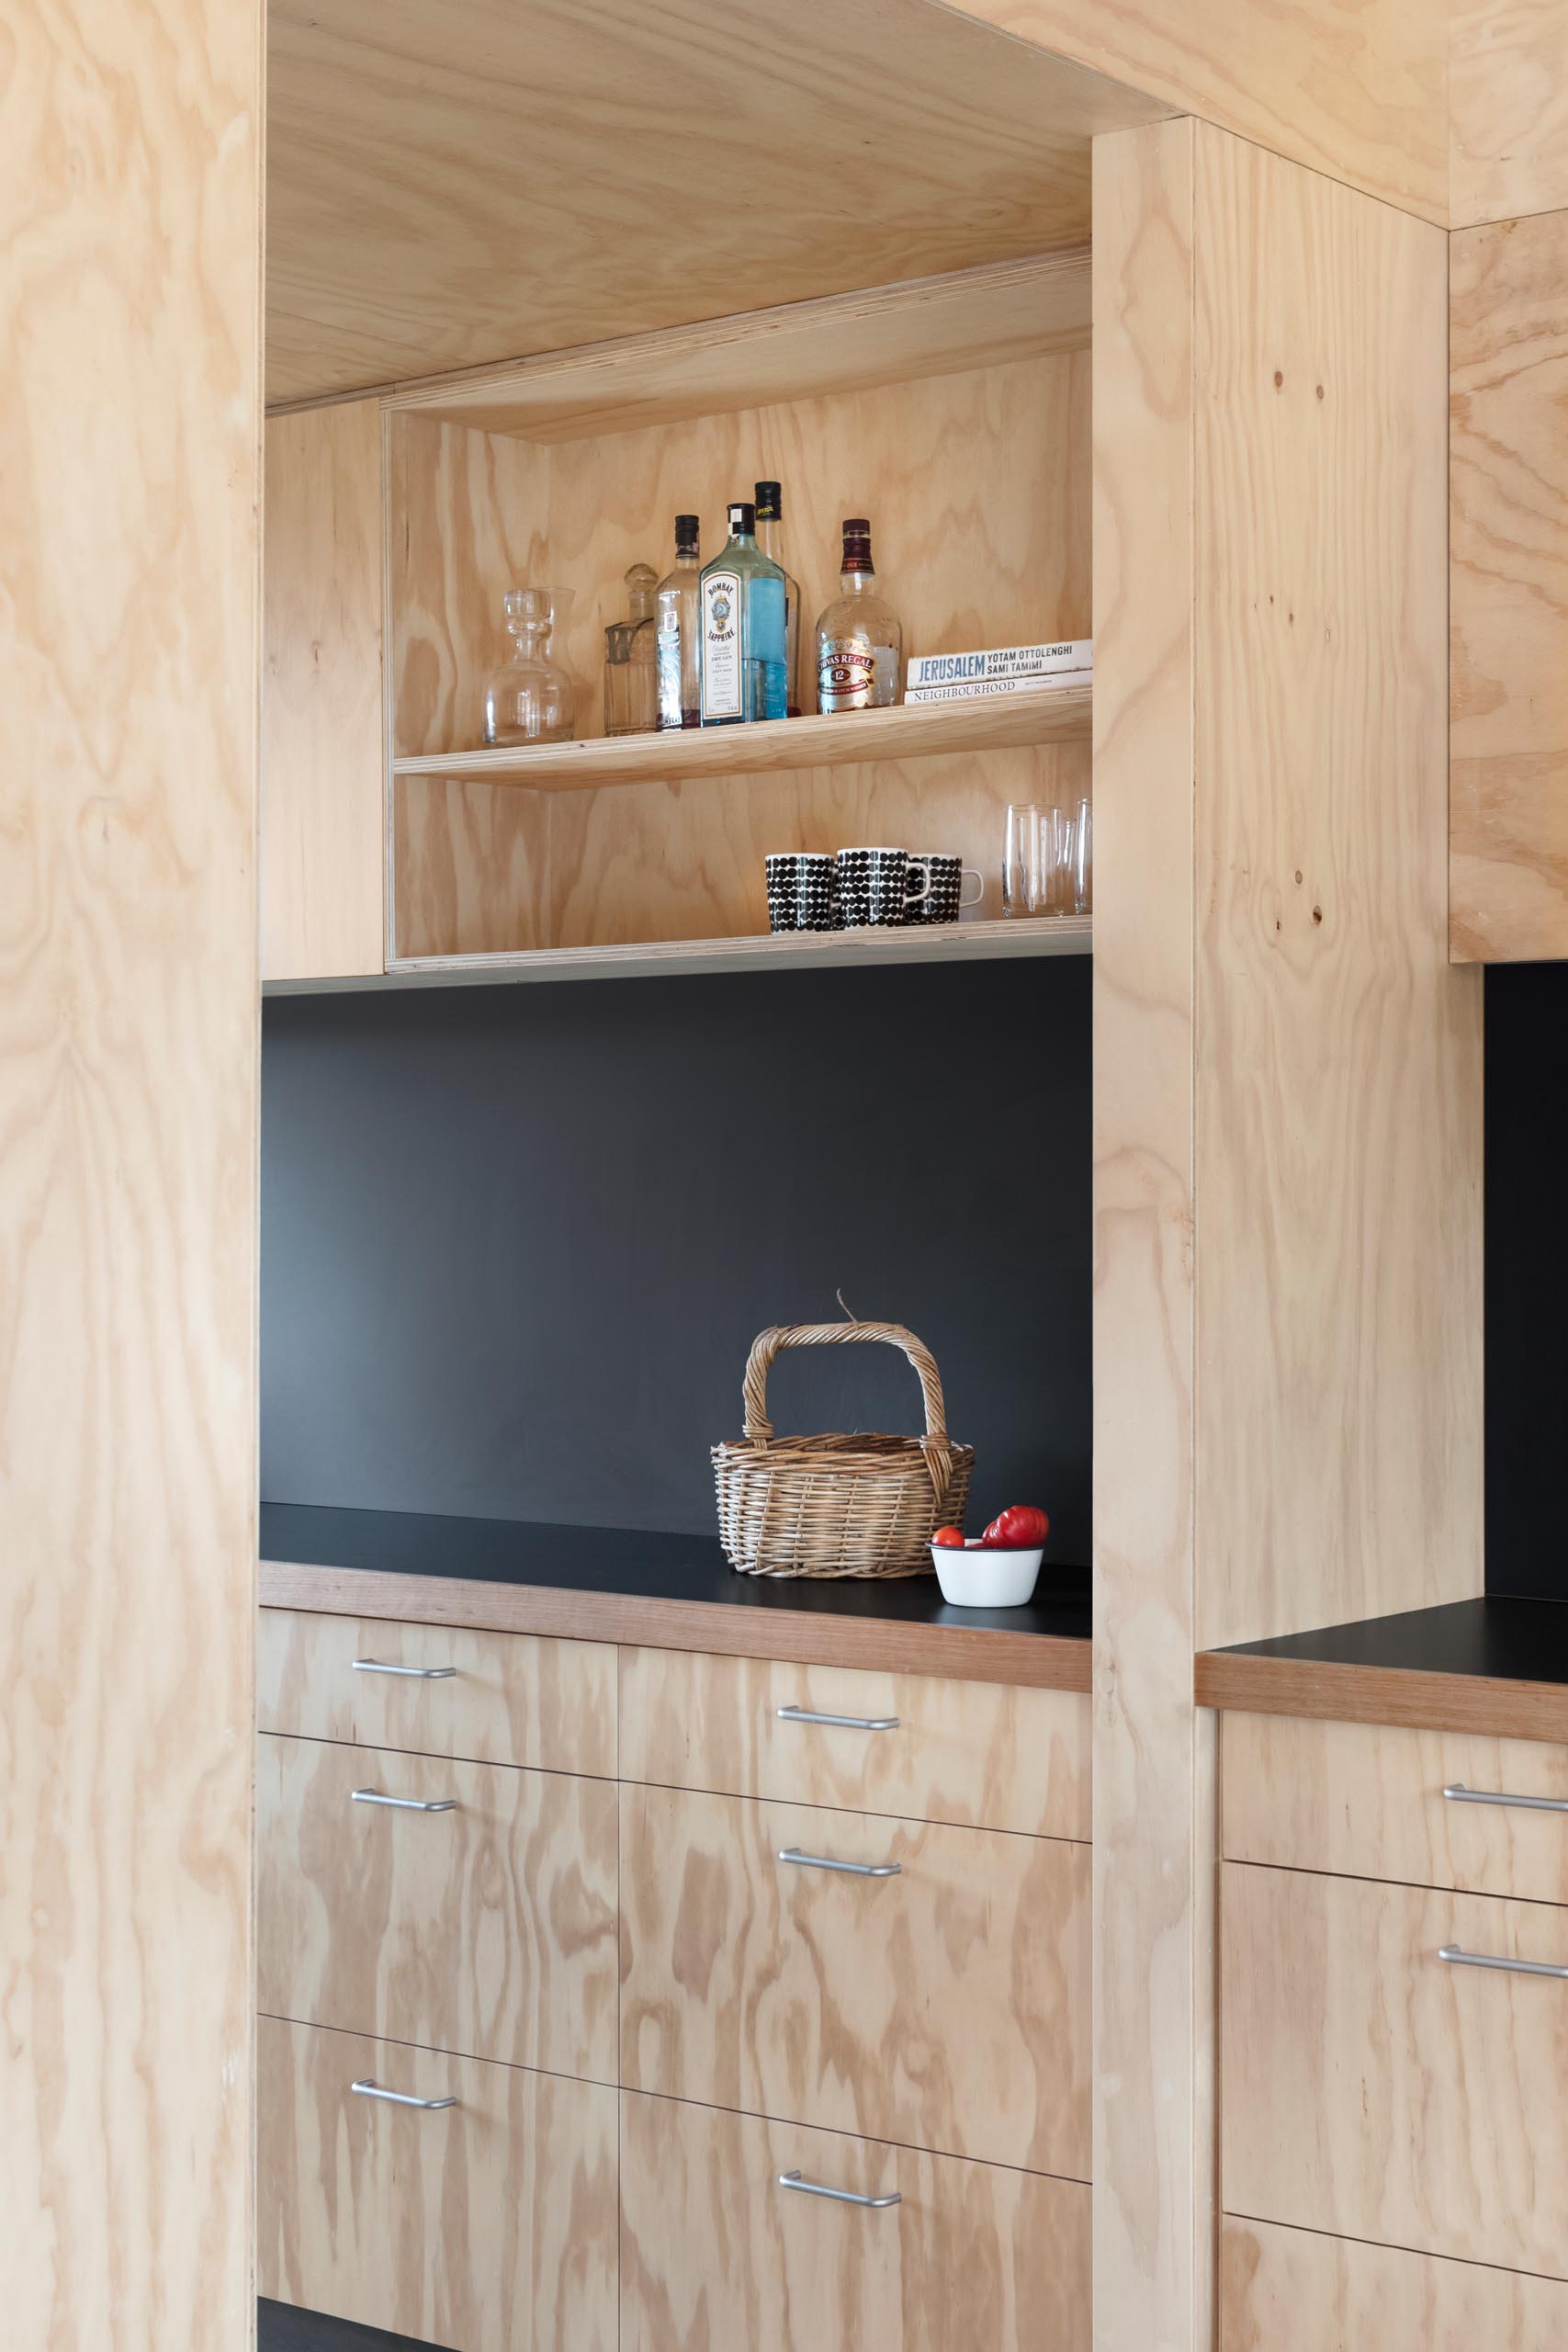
[713,1318,975,1578]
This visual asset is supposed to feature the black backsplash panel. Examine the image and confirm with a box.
[261,958,1091,1556]
[1486,961,1568,1599]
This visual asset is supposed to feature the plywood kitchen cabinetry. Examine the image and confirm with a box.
[256,1604,1093,2351]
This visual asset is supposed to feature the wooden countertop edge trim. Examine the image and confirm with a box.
[1194,1650,1568,1744]
[259,1560,1093,1694]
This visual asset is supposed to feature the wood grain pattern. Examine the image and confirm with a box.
[393,253,1092,443]
[1089,118,1209,2352]
[257,1605,617,1776]
[618,1645,1089,1841]
[1195,1646,1568,1743]
[389,347,1090,957]
[265,0,1159,404]
[620,2088,1091,2352]
[950,0,1448,223]
[1450,0,1568,229]
[618,1783,1089,2177]
[257,1733,619,2083]
[392,680,1092,791]
[0,0,261,2341]
[1221,1860,1568,2278]
[1190,125,1479,1649]
[257,2014,618,2351]
[1450,207,1568,960]
[1220,2215,1568,2350]
[258,1566,1094,1696]
[1221,1709,1568,1899]
[263,400,385,979]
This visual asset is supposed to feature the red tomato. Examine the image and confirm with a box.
[982,1505,1050,1549]
[931,1524,966,1548]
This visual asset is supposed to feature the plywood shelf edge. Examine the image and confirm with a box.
[392,679,1091,793]
[263,916,1092,996]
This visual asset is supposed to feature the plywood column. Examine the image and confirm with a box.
[1091,117,1483,2352]
[0,1,263,2346]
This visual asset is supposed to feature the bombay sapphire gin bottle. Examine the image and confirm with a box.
[699,501,786,725]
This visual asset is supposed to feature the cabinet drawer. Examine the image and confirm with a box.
[258,1732,618,2081]
[619,1645,1089,1839]
[1220,2215,1568,2350]
[1221,1861,1568,2278]
[258,1605,616,1777]
[621,2088,1089,2352]
[619,1783,1089,2177]
[257,2015,617,2352]
[1223,1709,1568,1902]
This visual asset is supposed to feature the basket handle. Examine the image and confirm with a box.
[741,1320,953,1453]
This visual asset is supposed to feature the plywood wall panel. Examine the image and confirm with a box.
[1451,0,1568,229]
[1221,2215,1568,2350]
[0,0,262,2343]
[264,400,385,979]
[1450,207,1568,961]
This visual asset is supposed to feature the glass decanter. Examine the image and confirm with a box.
[481,587,575,747]
[604,563,660,736]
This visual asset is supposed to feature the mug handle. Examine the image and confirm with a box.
[959,867,986,909]
[903,856,933,907]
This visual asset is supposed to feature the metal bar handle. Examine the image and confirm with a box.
[1438,1945,1568,1982]
[1443,1782,1568,1815]
[352,1788,457,1814]
[778,1847,900,1879]
[353,1658,457,1679]
[351,2077,458,2112]
[777,2168,900,2210]
[777,1705,900,1733]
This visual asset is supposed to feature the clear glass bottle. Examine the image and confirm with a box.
[655,515,702,730]
[480,586,575,745]
[753,481,802,717]
[815,518,903,714]
[604,562,659,736]
[699,502,786,725]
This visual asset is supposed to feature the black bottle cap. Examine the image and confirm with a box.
[841,516,874,565]
[674,513,699,554]
[728,501,757,535]
[754,480,783,520]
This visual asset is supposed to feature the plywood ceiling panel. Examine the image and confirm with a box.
[265,0,1165,404]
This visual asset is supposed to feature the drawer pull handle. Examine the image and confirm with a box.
[778,2168,900,2210]
[778,1846,900,1879]
[351,2077,458,2112]
[353,1659,457,1679]
[1443,1782,1568,1815]
[777,1705,899,1733]
[351,1789,458,1814]
[1438,1945,1568,1982]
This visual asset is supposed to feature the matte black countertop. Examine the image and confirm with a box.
[1196,1594,1568,1742]
[260,1502,1091,1692]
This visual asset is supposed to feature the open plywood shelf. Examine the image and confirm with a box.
[265,914,1091,995]
[393,678,1091,794]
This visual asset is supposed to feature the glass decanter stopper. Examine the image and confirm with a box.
[604,562,660,736]
[481,587,575,747]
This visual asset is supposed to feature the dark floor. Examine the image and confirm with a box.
[260,2302,441,2351]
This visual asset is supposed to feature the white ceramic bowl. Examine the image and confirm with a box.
[931,1541,1043,1609]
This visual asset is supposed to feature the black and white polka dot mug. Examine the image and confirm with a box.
[835,847,932,927]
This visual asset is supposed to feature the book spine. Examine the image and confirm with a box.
[903,671,1090,704]
[905,639,1092,687]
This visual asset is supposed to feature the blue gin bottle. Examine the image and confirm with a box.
[698,501,786,725]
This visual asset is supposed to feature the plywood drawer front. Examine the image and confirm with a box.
[620,2088,1090,2352]
[1220,2215,1568,2351]
[1221,1860,1568,2278]
[1223,1709,1568,1902]
[619,1783,1089,2177]
[257,1732,618,2081]
[258,1605,616,1776]
[257,2014,617,2352]
[619,1645,1089,1838]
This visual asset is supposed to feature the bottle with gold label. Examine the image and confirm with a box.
[815,518,903,714]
